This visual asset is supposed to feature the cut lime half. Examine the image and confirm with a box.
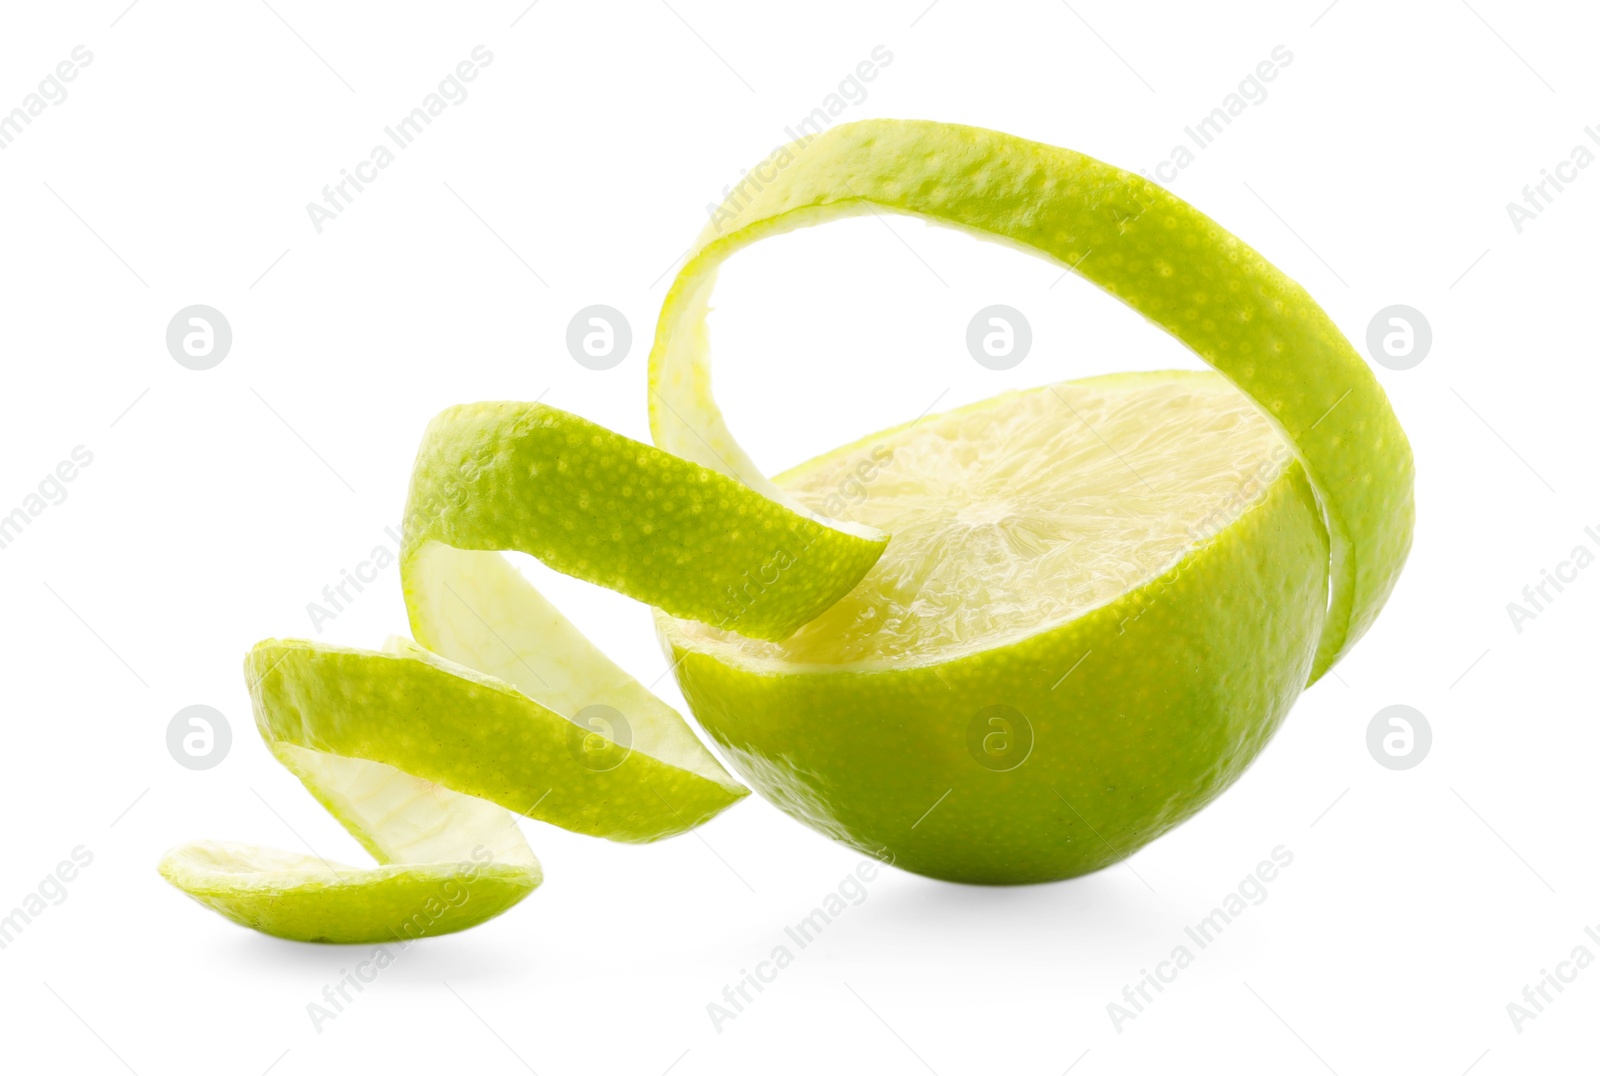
[661,372,1331,882]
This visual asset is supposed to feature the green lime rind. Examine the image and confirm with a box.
[158,841,540,945]
[160,651,552,943]
[161,626,748,942]
[246,639,746,843]
[402,402,885,642]
[650,119,1413,682]
[167,400,807,942]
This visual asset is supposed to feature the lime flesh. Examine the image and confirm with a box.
[675,372,1291,670]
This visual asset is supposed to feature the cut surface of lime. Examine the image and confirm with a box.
[674,372,1290,670]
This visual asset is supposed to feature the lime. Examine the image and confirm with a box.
[649,120,1413,882]
[662,372,1328,882]
[402,402,885,646]
[163,119,1415,928]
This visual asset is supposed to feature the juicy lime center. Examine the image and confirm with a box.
[674,373,1293,668]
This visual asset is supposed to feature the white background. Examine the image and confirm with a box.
[0,1,1595,1073]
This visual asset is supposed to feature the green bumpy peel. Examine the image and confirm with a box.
[162,407,886,942]
[402,402,885,642]
[162,398,889,935]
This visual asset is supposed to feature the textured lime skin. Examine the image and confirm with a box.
[665,450,1330,883]
[651,119,1413,681]
[159,843,539,945]
[247,640,742,842]
[404,402,884,641]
